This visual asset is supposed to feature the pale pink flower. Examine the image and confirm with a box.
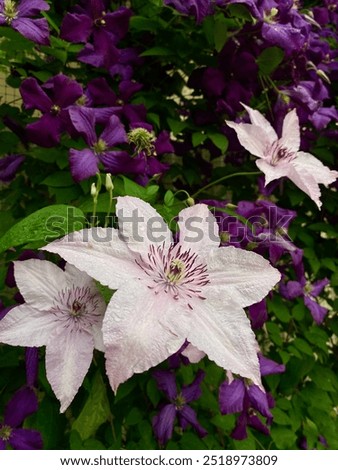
[0,260,106,412]
[44,197,281,392]
[226,104,338,209]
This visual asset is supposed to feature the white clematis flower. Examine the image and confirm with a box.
[226,104,338,209]
[0,260,106,412]
[44,196,281,392]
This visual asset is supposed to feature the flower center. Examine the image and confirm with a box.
[51,285,103,331]
[93,138,107,154]
[135,243,209,309]
[2,0,18,24]
[174,393,186,410]
[94,11,106,27]
[50,104,61,116]
[0,424,12,441]
[268,141,295,166]
[128,127,155,156]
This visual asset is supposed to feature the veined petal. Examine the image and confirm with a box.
[14,259,68,310]
[103,284,187,392]
[181,344,206,363]
[153,370,177,401]
[256,159,290,186]
[295,152,338,186]
[69,107,96,146]
[287,161,322,209]
[43,228,140,290]
[100,115,127,147]
[46,327,94,413]
[187,290,262,386]
[152,404,176,445]
[225,121,271,159]
[177,204,219,258]
[0,303,55,347]
[60,13,93,43]
[219,379,245,414]
[9,429,43,450]
[20,77,52,112]
[69,148,98,182]
[18,0,50,16]
[279,109,300,153]
[13,17,50,45]
[26,114,61,147]
[241,104,277,145]
[206,245,281,308]
[116,196,172,253]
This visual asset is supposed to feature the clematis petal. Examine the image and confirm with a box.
[256,159,290,186]
[43,227,139,290]
[310,278,329,297]
[115,196,172,253]
[219,379,246,414]
[181,344,206,363]
[206,245,281,308]
[0,303,55,347]
[9,429,43,450]
[177,204,219,257]
[99,150,146,175]
[247,385,272,418]
[60,13,93,43]
[18,0,50,16]
[4,388,38,427]
[152,404,176,445]
[13,17,50,45]
[258,355,285,376]
[153,370,177,401]
[178,405,207,437]
[279,109,300,153]
[51,74,83,108]
[287,161,322,209]
[46,327,94,412]
[13,259,68,310]
[181,369,205,402]
[100,115,127,147]
[187,289,262,386]
[69,148,98,182]
[26,114,61,147]
[68,107,96,146]
[241,104,277,145]
[20,77,52,112]
[304,296,328,324]
[294,152,338,187]
[103,284,187,392]
[225,121,271,159]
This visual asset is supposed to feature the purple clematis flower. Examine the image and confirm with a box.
[164,0,213,23]
[219,355,285,440]
[20,75,83,147]
[68,107,128,181]
[280,276,330,324]
[152,369,207,445]
[0,154,24,183]
[0,0,50,45]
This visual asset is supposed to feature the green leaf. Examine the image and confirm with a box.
[72,372,111,441]
[130,16,160,32]
[207,132,228,154]
[125,407,143,426]
[167,118,187,135]
[272,408,291,426]
[257,47,284,75]
[140,47,173,57]
[214,16,228,52]
[164,189,175,207]
[293,338,313,356]
[122,177,159,203]
[0,205,86,252]
[192,132,207,147]
[41,171,75,187]
[270,426,296,449]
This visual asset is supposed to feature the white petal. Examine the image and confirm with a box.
[256,159,290,185]
[91,320,105,352]
[177,204,219,258]
[43,227,140,290]
[0,304,56,347]
[279,109,300,153]
[182,344,206,363]
[225,121,272,158]
[241,103,277,144]
[288,161,322,209]
[46,327,94,413]
[295,152,338,186]
[206,245,281,308]
[14,259,68,310]
[187,290,261,386]
[103,284,188,392]
[116,196,172,254]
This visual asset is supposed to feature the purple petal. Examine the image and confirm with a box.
[146,156,170,176]
[181,369,205,403]
[0,439,6,450]
[26,348,39,387]
[4,388,38,427]
[100,115,127,147]
[26,114,61,147]
[310,278,329,297]
[12,17,50,45]
[259,355,285,376]
[262,23,305,54]
[119,80,143,101]
[247,385,272,419]
[231,412,248,440]
[9,429,43,450]
[219,379,245,414]
[104,7,133,42]
[304,296,328,324]
[0,154,25,183]
[282,280,304,299]
[78,30,119,69]
[60,13,93,43]
[99,151,146,175]
[152,370,177,401]
[20,77,52,112]
[69,148,98,182]
[248,299,268,330]
[49,74,83,108]
[17,0,50,16]
[155,131,174,155]
[178,405,208,437]
[247,414,270,435]
[69,107,96,146]
[152,404,176,445]
[86,78,117,106]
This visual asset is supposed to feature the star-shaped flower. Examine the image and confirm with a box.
[44,197,280,393]
[0,260,106,412]
[226,104,338,209]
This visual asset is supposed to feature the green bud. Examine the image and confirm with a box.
[186,197,195,206]
[105,173,114,191]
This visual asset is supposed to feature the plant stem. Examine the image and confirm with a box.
[192,171,261,198]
